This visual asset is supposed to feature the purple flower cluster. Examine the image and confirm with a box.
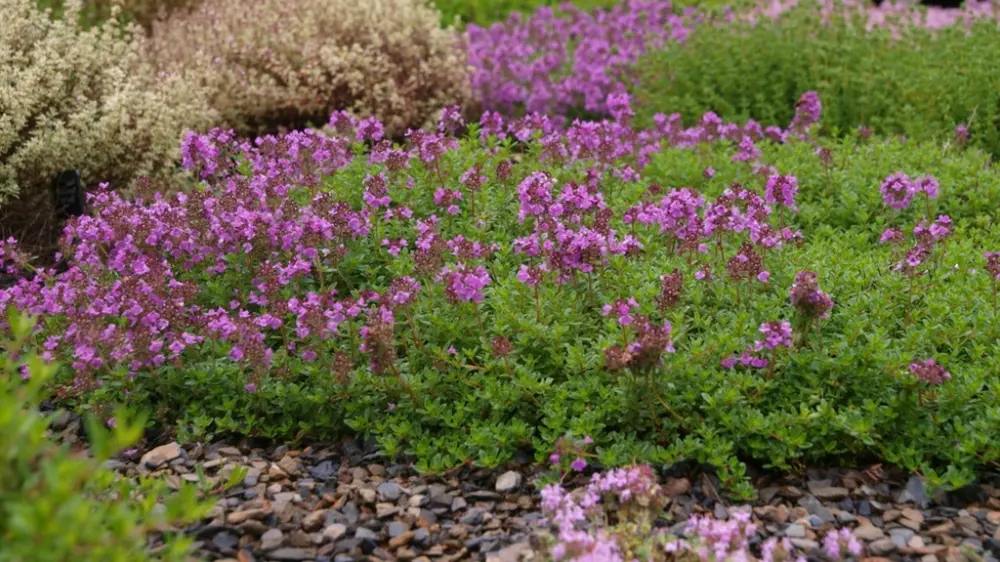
[879,172,940,211]
[789,271,834,320]
[909,358,952,385]
[438,263,491,303]
[539,463,862,562]
[467,1,701,118]
[986,251,1000,280]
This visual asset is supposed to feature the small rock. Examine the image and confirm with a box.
[389,531,416,549]
[377,482,403,502]
[309,460,338,481]
[789,538,819,551]
[244,467,262,487]
[785,524,806,539]
[227,508,270,525]
[854,525,886,541]
[869,538,897,556]
[277,455,299,475]
[461,508,486,525]
[898,476,931,508]
[451,496,468,512]
[798,496,835,524]
[902,509,925,523]
[302,510,326,532]
[889,528,915,548]
[322,523,347,542]
[261,528,285,551]
[808,486,849,501]
[900,517,922,531]
[388,521,409,538]
[212,531,240,552]
[240,520,269,536]
[267,548,316,561]
[141,442,182,469]
[288,530,312,549]
[496,471,523,493]
[219,447,242,456]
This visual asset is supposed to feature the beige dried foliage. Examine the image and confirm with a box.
[144,0,474,137]
[0,0,217,212]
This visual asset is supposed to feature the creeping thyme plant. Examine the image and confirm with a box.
[533,462,863,561]
[2,90,999,498]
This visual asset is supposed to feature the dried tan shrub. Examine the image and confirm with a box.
[0,0,216,215]
[143,0,474,137]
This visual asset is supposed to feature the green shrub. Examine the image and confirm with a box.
[433,0,618,27]
[0,310,211,562]
[630,4,1000,156]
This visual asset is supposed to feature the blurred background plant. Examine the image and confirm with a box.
[0,309,212,561]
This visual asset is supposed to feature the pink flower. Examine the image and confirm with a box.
[570,458,588,472]
[880,172,915,211]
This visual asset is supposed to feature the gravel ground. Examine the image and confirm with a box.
[50,412,1000,562]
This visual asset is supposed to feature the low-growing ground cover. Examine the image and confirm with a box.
[3,95,999,499]
[630,0,1000,155]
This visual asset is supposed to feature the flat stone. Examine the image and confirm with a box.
[451,496,468,512]
[322,523,347,542]
[261,528,285,551]
[277,455,299,475]
[900,517,922,531]
[898,476,930,508]
[496,471,522,493]
[267,548,316,561]
[902,509,925,523]
[798,496,835,524]
[387,521,409,538]
[890,528,915,548]
[377,482,403,501]
[808,485,849,501]
[854,525,886,541]
[789,538,819,551]
[141,442,182,469]
[359,488,377,503]
[869,538,897,556]
[785,524,807,538]
[302,510,326,532]
[226,508,270,525]
[219,447,242,456]
[389,531,416,548]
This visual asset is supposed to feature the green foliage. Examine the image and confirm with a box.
[630,3,1000,157]
[55,131,1000,497]
[433,0,619,26]
[0,310,211,562]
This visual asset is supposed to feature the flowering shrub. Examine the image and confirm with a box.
[0,311,212,561]
[534,463,863,561]
[2,96,1000,494]
[0,0,214,210]
[142,0,472,137]
[631,0,1000,156]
